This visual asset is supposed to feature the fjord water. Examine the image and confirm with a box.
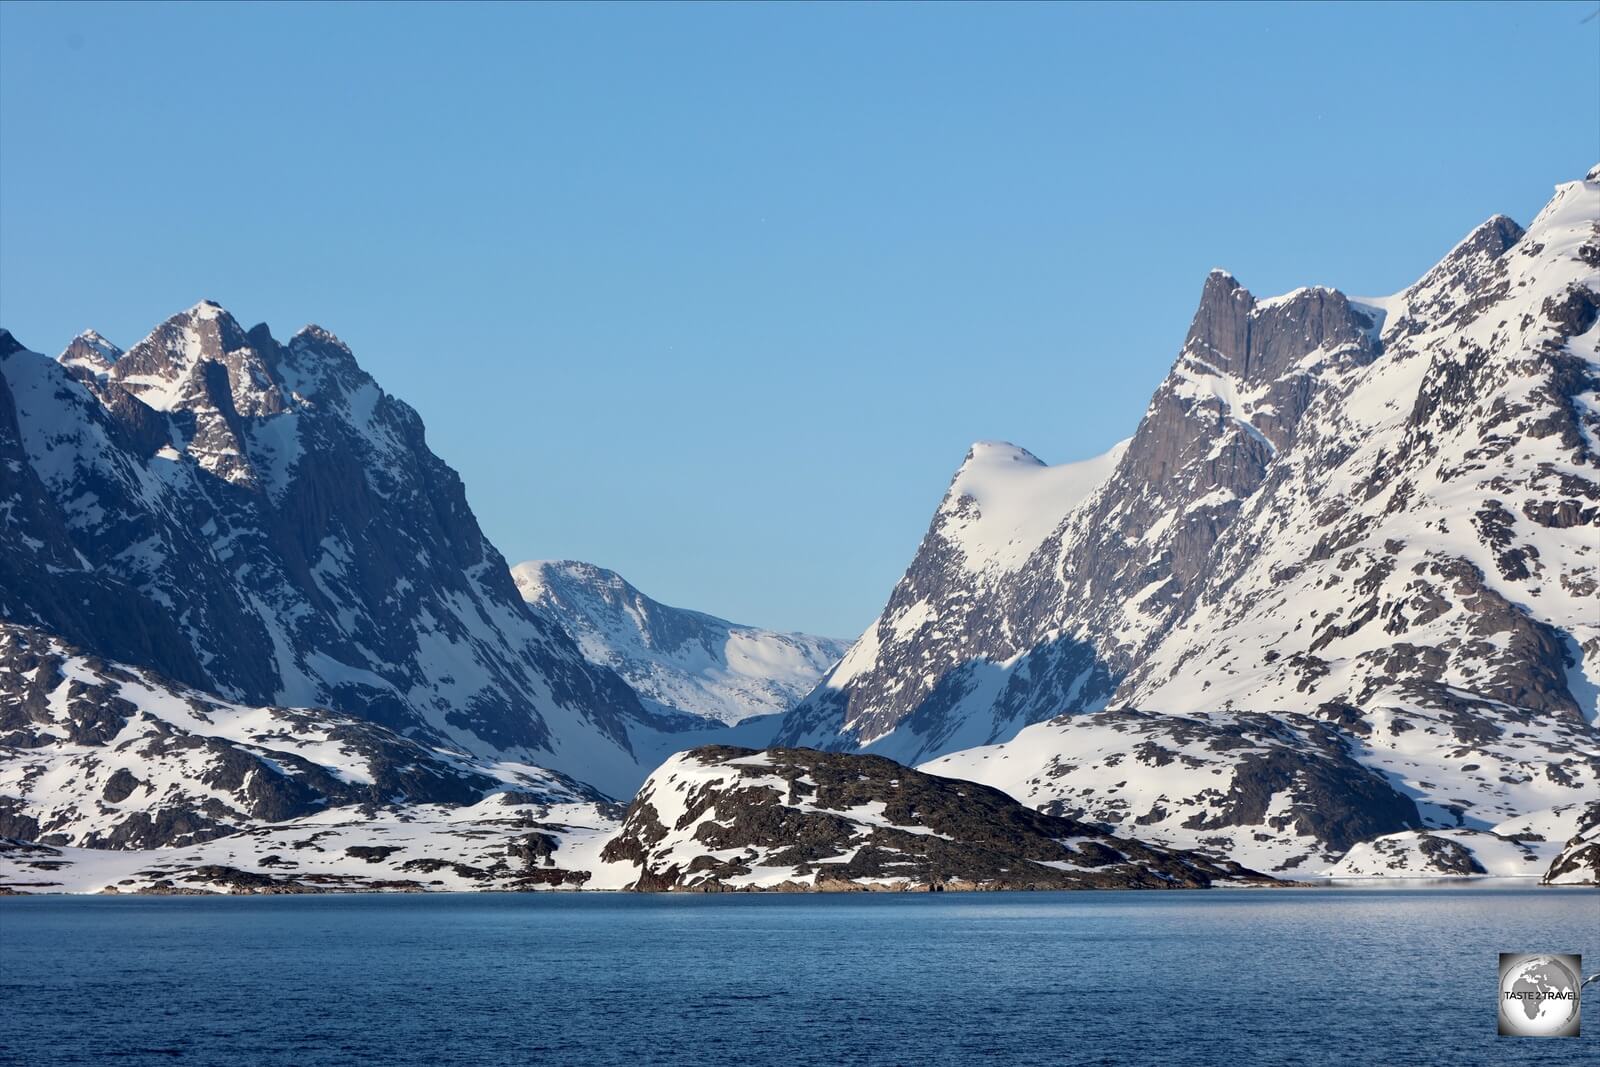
[2,886,1595,1066]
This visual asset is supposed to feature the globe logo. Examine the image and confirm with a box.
[1498,953,1581,1038]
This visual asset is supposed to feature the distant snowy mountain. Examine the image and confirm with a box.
[513,560,847,725]
[782,166,1600,879]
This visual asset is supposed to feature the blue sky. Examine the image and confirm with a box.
[2,2,1596,638]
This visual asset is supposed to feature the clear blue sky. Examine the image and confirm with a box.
[2,2,1596,638]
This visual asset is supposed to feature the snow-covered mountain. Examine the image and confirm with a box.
[0,623,1262,894]
[0,304,698,800]
[778,439,1132,761]
[781,166,1600,878]
[3,167,1595,891]
[513,560,848,725]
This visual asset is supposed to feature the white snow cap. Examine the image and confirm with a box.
[960,440,1047,470]
[73,329,121,356]
[57,329,124,372]
[941,438,1129,573]
[185,299,229,320]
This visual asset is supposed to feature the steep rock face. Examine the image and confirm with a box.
[1101,175,1600,861]
[0,329,214,687]
[777,442,1128,762]
[1124,188,1596,723]
[599,746,1270,891]
[1,304,685,798]
[513,560,847,725]
[781,169,1600,875]
[781,264,1384,764]
[56,330,121,378]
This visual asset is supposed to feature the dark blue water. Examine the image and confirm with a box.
[2,886,1596,1066]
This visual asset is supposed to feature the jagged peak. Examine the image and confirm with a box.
[1196,271,1256,318]
[1184,269,1255,362]
[1199,267,1250,297]
[1252,284,1345,313]
[1585,162,1600,184]
[1393,213,1526,320]
[1434,214,1524,267]
[109,302,283,416]
[57,329,123,373]
[241,322,278,351]
[277,324,371,403]
[1181,267,1374,385]
[185,299,229,320]
[1471,212,1523,244]
[123,299,250,357]
[167,299,248,336]
[75,328,120,350]
[514,558,629,593]
[290,323,353,353]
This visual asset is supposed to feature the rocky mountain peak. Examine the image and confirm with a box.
[111,299,282,417]
[782,171,1596,808]
[290,323,351,351]
[57,330,123,377]
[1183,271,1376,388]
[777,258,1393,764]
[1385,214,1526,340]
[277,323,369,403]
[1184,269,1254,362]
[1431,213,1524,274]
[1,302,682,800]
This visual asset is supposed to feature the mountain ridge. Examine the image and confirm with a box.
[2,303,682,799]
[2,167,1594,889]
[514,559,848,727]
[779,168,1600,878]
